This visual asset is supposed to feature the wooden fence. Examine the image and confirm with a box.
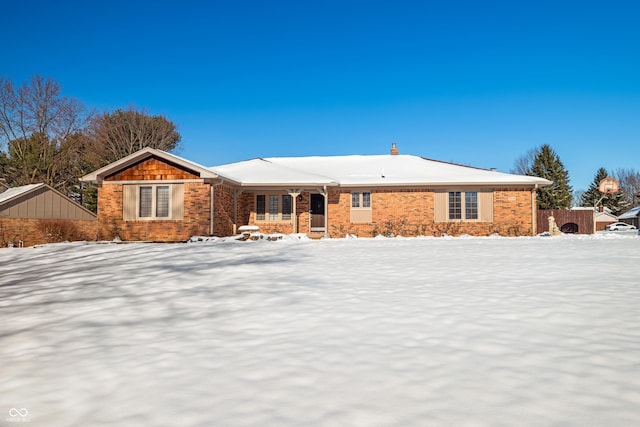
[537,209,594,235]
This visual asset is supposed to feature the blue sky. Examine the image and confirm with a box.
[3,0,639,191]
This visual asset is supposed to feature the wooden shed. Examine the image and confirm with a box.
[0,183,97,247]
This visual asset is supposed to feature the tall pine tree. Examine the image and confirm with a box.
[580,167,629,215]
[529,144,573,209]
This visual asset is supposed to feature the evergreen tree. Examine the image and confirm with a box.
[529,144,573,209]
[580,167,629,215]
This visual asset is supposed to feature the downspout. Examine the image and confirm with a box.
[233,189,242,235]
[233,190,237,235]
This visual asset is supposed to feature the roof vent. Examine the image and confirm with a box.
[390,142,398,155]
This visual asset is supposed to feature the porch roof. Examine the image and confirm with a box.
[211,158,337,187]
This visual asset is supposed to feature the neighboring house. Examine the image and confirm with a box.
[82,146,551,241]
[0,183,97,247]
[618,205,640,228]
[595,207,618,231]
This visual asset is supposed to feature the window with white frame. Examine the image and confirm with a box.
[350,191,372,223]
[435,190,491,222]
[351,192,371,208]
[269,195,279,221]
[255,194,293,222]
[281,195,292,220]
[448,191,478,220]
[123,184,183,221]
[139,185,170,218]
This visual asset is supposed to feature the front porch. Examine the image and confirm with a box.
[230,189,330,237]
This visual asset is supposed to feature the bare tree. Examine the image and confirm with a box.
[86,107,181,168]
[0,75,90,192]
[614,168,640,208]
[510,146,539,175]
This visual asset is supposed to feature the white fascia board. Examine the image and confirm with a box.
[81,147,219,183]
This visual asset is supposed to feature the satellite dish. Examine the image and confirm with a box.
[598,177,620,194]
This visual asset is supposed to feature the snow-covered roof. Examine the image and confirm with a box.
[83,148,552,189]
[595,211,618,222]
[211,158,336,187]
[0,183,44,205]
[573,206,614,213]
[211,154,552,188]
[618,205,640,220]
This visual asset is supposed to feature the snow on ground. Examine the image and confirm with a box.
[1,234,639,426]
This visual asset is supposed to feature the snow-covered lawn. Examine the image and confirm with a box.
[1,234,639,426]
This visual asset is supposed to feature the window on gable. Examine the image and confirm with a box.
[156,186,170,217]
[139,186,153,218]
[123,184,183,221]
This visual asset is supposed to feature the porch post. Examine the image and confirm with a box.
[322,185,328,238]
[288,189,301,234]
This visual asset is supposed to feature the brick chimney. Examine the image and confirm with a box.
[390,142,398,155]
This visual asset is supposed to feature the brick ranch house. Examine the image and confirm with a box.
[81,146,552,241]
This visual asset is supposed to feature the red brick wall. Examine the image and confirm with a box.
[213,185,235,236]
[97,182,213,242]
[0,218,98,247]
[493,189,535,236]
[226,187,537,238]
[325,188,534,238]
[106,157,199,181]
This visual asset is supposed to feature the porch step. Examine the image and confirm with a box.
[307,232,325,240]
